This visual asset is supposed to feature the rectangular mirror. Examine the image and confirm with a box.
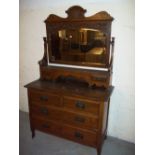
[49,28,107,67]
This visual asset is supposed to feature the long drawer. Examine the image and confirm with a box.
[29,90,62,107]
[63,96,100,116]
[63,110,98,130]
[62,125,97,147]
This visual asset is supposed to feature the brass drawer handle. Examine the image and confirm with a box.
[42,124,49,128]
[74,132,83,139]
[40,107,48,115]
[74,116,85,123]
[75,101,85,109]
[40,96,48,101]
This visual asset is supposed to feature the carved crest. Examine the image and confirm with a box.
[65,5,86,19]
[45,5,114,23]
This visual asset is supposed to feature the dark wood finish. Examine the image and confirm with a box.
[62,124,97,147]
[44,5,114,69]
[39,37,48,66]
[29,89,62,107]
[63,96,100,116]
[32,116,62,136]
[25,80,114,155]
[25,80,113,101]
[40,65,111,88]
[63,110,99,130]
[31,105,63,122]
[25,6,115,155]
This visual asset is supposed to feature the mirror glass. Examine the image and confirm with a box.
[49,28,107,65]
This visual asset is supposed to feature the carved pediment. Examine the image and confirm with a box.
[45,5,114,23]
[65,5,86,19]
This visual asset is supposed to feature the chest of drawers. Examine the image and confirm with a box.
[25,80,113,155]
[25,5,115,155]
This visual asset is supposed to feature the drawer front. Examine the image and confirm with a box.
[62,125,97,147]
[32,117,62,135]
[31,105,62,122]
[63,111,98,130]
[29,90,62,107]
[63,96,99,116]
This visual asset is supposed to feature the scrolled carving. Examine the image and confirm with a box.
[65,5,86,19]
[45,5,114,23]
[87,11,114,21]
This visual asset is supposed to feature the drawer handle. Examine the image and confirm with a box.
[75,101,85,109]
[74,116,85,123]
[42,124,49,128]
[40,108,48,115]
[74,132,83,139]
[40,96,48,101]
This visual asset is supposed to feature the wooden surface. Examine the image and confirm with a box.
[25,5,115,155]
[39,65,111,88]
[25,79,113,101]
[25,79,114,155]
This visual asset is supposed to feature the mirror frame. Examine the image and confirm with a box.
[44,6,114,68]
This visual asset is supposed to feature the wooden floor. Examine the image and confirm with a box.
[19,110,135,155]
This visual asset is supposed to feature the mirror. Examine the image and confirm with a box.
[49,28,107,65]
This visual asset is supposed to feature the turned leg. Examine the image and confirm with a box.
[104,130,107,140]
[97,147,101,155]
[104,98,110,140]
[104,135,107,140]
[31,129,35,138]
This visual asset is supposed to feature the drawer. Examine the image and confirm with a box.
[31,105,62,122]
[63,111,98,130]
[29,90,62,107]
[62,125,97,147]
[32,117,62,136]
[63,96,99,116]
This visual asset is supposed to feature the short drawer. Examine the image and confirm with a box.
[29,90,62,107]
[62,125,97,147]
[63,111,98,130]
[32,117,62,135]
[63,96,99,116]
[31,105,62,122]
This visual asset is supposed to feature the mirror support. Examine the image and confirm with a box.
[39,37,48,66]
[109,37,115,72]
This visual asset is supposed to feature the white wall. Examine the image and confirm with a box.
[19,0,135,143]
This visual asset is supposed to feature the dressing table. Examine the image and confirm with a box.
[25,6,115,155]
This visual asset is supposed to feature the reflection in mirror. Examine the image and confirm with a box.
[50,28,107,64]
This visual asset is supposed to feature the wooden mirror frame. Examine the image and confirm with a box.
[40,6,114,69]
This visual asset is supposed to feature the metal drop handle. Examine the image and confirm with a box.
[40,96,48,101]
[74,116,85,123]
[40,107,48,115]
[75,101,85,109]
[74,132,83,139]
